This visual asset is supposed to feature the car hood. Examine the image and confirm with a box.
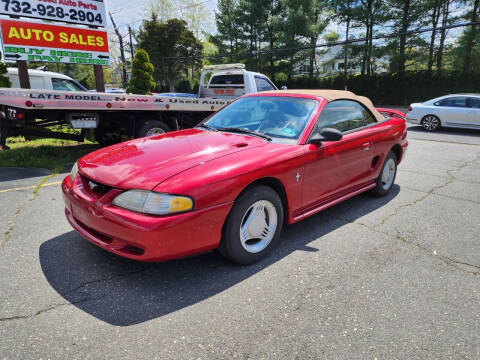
[78,129,267,190]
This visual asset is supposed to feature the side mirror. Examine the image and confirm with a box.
[307,127,343,145]
[281,85,288,90]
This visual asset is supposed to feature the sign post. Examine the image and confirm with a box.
[93,64,104,92]
[17,60,30,88]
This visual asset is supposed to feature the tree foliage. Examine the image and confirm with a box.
[210,0,479,80]
[136,16,203,91]
[126,49,156,94]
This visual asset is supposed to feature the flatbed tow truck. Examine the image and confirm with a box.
[0,64,278,145]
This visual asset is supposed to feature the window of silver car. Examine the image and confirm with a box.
[435,97,469,108]
[468,97,480,109]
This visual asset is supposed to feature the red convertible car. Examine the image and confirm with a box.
[62,90,408,264]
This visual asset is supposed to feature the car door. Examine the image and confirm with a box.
[435,97,471,126]
[467,97,480,128]
[301,100,380,212]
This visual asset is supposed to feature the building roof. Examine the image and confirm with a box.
[261,89,385,122]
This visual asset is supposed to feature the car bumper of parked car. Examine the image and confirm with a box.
[406,116,420,125]
[62,175,233,262]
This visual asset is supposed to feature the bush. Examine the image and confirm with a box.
[126,49,156,95]
[286,71,480,105]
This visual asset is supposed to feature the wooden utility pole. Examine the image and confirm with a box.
[17,61,30,89]
[128,26,134,61]
[94,65,105,92]
[109,12,128,89]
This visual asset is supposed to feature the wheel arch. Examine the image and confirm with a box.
[232,177,289,221]
[390,144,403,164]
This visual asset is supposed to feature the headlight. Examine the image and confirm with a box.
[70,162,78,182]
[112,190,193,215]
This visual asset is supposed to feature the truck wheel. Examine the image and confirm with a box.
[138,120,170,138]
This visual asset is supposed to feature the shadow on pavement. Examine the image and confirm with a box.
[0,167,52,183]
[39,185,400,326]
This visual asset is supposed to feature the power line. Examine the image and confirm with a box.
[158,21,480,62]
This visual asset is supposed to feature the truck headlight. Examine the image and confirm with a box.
[112,190,194,215]
[70,162,78,182]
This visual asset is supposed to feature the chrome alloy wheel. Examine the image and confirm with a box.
[381,158,396,190]
[239,200,278,254]
[145,128,166,136]
[422,115,440,131]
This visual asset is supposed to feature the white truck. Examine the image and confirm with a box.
[0,64,277,145]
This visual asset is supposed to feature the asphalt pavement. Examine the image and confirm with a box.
[1,125,479,359]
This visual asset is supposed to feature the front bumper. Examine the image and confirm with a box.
[406,117,420,125]
[62,175,233,262]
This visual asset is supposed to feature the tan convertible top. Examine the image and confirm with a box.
[261,89,385,122]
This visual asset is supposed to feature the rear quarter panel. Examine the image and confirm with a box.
[373,117,408,166]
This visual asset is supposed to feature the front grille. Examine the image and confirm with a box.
[80,175,112,198]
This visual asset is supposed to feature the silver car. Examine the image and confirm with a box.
[406,94,480,131]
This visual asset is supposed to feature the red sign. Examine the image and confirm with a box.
[0,19,108,53]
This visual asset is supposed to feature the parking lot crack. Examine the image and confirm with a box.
[334,215,479,276]
[0,296,105,323]
[0,175,58,254]
[61,268,150,297]
[377,154,480,227]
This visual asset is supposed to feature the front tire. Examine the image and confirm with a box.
[370,151,397,197]
[219,186,284,264]
[421,115,440,132]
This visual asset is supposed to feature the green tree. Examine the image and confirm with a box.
[0,53,11,88]
[126,49,156,94]
[136,16,203,91]
[462,0,480,72]
[210,0,241,62]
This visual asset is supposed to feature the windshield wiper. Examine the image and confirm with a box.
[216,127,272,141]
[196,123,218,131]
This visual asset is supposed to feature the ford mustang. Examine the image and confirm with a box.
[62,90,408,264]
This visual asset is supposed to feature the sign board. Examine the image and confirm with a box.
[0,19,109,65]
[0,0,106,27]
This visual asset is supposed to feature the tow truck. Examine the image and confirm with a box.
[0,64,278,145]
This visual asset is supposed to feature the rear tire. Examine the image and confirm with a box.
[219,186,284,264]
[421,115,440,132]
[137,120,170,138]
[370,151,397,197]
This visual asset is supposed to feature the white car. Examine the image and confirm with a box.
[6,68,88,92]
[406,94,480,131]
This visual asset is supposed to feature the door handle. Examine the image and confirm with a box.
[362,142,371,151]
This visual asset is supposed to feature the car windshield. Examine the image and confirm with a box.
[204,96,317,143]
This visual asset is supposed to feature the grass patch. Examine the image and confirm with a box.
[0,136,100,173]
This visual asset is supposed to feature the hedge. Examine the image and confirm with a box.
[286,71,480,105]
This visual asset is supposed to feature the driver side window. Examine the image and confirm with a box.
[316,100,376,133]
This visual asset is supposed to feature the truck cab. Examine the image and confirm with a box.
[198,64,277,99]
